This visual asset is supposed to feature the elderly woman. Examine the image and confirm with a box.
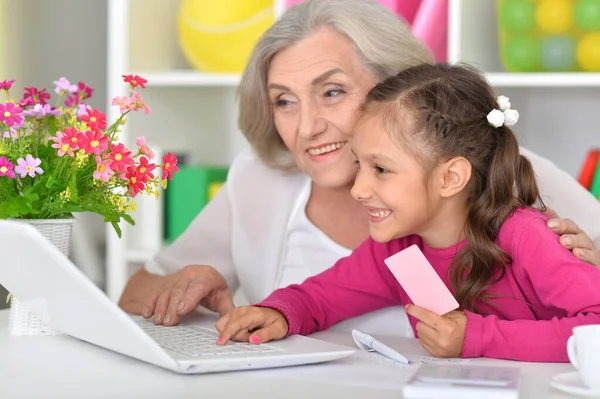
[119,0,600,336]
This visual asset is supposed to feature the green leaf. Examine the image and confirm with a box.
[111,221,122,238]
[121,213,135,226]
[45,176,58,189]
[69,172,79,202]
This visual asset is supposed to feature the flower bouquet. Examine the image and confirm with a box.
[0,74,178,336]
[0,74,178,237]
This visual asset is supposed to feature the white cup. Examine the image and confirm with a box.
[567,325,600,390]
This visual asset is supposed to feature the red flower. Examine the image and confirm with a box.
[79,130,109,155]
[136,156,156,179]
[21,87,50,106]
[0,79,15,91]
[81,108,107,131]
[161,152,179,180]
[77,81,94,100]
[125,165,146,197]
[62,127,84,150]
[109,143,133,173]
[123,74,148,89]
[65,94,80,107]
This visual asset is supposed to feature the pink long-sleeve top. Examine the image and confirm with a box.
[257,208,600,362]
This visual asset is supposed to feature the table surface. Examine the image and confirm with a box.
[0,309,580,399]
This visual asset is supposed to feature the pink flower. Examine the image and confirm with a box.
[22,103,61,119]
[76,104,92,117]
[109,143,133,173]
[15,154,43,178]
[2,127,18,139]
[161,152,179,180]
[50,130,75,157]
[93,156,115,182]
[79,130,109,155]
[111,96,135,114]
[0,102,23,127]
[0,79,15,91]
[53,77,77,95]
[131,91,150,114]
[135,136,154,159]
[0,156,15,178]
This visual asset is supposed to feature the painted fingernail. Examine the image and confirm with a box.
[251,335,261,344]
[216,337,224,344]
[164,315,171,324]
[142,308,149,318]
[405,304,409,310]
[154,313,162,323]
[547,220,558,229]
[177,302,185,313]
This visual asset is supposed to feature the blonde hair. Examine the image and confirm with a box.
[238,0,435,171]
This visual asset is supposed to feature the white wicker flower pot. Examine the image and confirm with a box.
[8,218,75,336]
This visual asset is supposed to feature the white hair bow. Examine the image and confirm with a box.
[487,95,519,128]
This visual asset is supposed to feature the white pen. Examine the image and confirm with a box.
[352,329,413,365]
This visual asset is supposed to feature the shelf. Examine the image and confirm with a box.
[136,70,600,89]
[486,73,600,88]
[136,70,241,87]
[126,248,159,263]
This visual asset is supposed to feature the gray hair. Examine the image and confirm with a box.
[238,0,435,171]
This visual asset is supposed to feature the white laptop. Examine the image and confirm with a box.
[0,220,355,374]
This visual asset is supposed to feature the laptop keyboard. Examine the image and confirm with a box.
[139,322,283,357]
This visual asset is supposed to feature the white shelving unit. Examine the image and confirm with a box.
[449,0,600,180]
[105,0,287,301]
[105,0,600,302]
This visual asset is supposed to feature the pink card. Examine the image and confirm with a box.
[384,244,459,315]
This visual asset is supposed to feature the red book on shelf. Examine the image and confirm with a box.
[578,149,600,190]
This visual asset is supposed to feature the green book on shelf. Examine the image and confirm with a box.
[165,165,228,243]
[590,158,600,200]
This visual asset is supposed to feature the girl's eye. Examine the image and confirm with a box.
[375,165,389,174]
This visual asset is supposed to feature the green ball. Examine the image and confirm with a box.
[574,0,600,31]
[541,36,576,70]
[500,0,536,32]
[504,36,540,71]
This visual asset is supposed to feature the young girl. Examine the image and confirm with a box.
[214,63,600,362]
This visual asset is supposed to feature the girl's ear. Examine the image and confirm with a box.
[438,156,472,198]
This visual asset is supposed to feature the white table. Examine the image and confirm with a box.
[0,310,577,398]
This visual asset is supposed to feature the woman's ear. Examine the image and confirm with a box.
[438,156,471,198]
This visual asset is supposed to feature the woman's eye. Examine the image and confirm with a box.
[274,99,291,107]
[375,165,389,174]
[324,89,343,98]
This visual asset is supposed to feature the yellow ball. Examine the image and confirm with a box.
[577,32,600,71]
[178,0,274,73]
[536,0,574,34]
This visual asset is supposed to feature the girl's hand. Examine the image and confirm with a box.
[405,304,467,358]
[215,306,289,345]
[544,208,600,267]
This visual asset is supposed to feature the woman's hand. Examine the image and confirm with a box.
[405,305,466,358]
[143,265,234,326]
[215,306,289,345]
[544,208,600,267]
